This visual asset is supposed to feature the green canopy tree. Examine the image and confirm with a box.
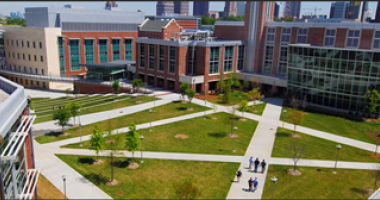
[132,79,145,98]
[125,123,140,162]
[112,80,121,100]
[223,83,231,104]
[364,89,380,114]
[52,108,70,133]
[185,88,196,109]
[65,88,71,99]
[248,88,262,109]
[66,101,82,125]
[239,100,249,118]
[180,83,190,100]
[89,125,105,162]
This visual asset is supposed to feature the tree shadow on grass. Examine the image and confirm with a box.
[112,160,131,168]
[276,131,291,137]
[208,131,228,138]
[45,131,65,137]
[349,187,365,194]
[83,173,108,185]
[78,157,94,165]
[176,106,188,111]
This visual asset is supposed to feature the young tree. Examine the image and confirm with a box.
[104,120,123,183]
[125,123,140,162]
[287,110,304,136]
[239,100,249,118]
[372,166,380,193]
[212,104,218,118]
[89,125,105,162]
[248,88,261,109]
[111,80,121,100]
[250,78,260,89]
[226,72,241,91]
[173,179,201,199]
[65,101,82,125]
[217,70,225,94]
[223,83,231,104]
[52,108,71,133]
[364,89,380,114]
[228,105,238,137]
[289,141,305,173]
[180,83,190,100]
[65,88,71,99]
[185,88,196,108]
[132,79,145,98]
[290,96,300,110]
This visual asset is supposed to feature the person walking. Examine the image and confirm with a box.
[249,157,254,170]
[254,158,260,173]
[248,177,253,192]
[236,169,242,183]
[252,177,259,192]
[261,159,267,174]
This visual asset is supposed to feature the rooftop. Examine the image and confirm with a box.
[139,19,171,32]
[0,89,9,107]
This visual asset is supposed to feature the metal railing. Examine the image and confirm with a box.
[0,69,80,83]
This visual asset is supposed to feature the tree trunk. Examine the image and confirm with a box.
[111,153,114,181]
[73,116,76,125]
[97,153,99,162]
[293,162,297,172]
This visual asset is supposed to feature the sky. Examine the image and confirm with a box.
[0,1,378,19]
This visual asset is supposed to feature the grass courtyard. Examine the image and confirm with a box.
[272,128,379,163]
[262,165,379,199]
[57,155,239,199]
[245,102,267,116]
[35,101,211,144]
[32,95,156,123]
[209,91,251,106]
[280,106,377,144]
[37,174,66,199]
[64,112,258,156]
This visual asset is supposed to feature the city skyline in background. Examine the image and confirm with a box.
[0,1,378,19]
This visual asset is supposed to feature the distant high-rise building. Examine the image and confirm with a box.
[105,1,118,8]
[156,1,174,16]
[274,2,279,18]
[375,1,380,22]
[193,1,209,17]
[237,1,246,16]
[174,1,189,15]
[330,2,335,18]
[224,1,237,17]
[347,1,368,21]
[290,1,301,18]
[331,1,350,18]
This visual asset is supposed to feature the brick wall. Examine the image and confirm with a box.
[74,81,133,94]
[335,29,347,48]
[307,27,325,46]
[359,29,374,50]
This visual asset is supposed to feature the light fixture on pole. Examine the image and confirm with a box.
[61,175,67,200]
[333,144,342,174]
[149,109,152,131]
[271,176,278,200]
[282,110,287,128]
[78,109,82,147]
[204,100,206,119]
[140,135,144,163]
[232,126,237,153]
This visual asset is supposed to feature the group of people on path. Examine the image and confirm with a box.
[235,157,267,193]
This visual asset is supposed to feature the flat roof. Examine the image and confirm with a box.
[79,60,135,68]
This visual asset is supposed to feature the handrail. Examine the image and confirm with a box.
[0,69,80,83]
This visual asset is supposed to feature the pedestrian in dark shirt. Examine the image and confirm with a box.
[236,169,242,183]
[254,158,260,173]
[261,159,267,173]
[248,177,253,192]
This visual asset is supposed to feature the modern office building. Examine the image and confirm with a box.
[375,1,380,22]
[237,1,246,16]
[105,1,118,8]
[156,1,174,16]
[274,2,280,18]
[193,1,209,17]
[0,76,39,199]
[290,1,301,19]
[224,1,237,17]
[347,1,369,21]
[330,1,350,19]
[174,1,189,16]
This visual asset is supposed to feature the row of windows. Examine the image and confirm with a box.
[7,52,43,62]
[7,39,42,49]
[7,65,45,75]
[9,76,47,88]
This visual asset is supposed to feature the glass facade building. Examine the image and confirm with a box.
[84,39,94,64]
[124,38,132,60]
[288,44,380,112]
[58,37,66,76]
[99,39,108,63]
[112,39,120,61]
[68,39,80,71]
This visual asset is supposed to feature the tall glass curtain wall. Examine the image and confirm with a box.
[69,39,80,71]
[124,39,132,60]
[112,39,120,61]
[58,37,66,76]
[224,46,233,72]
[84,39,94,64]
[186,45,196,74]
[209,47,219,74]
[99,39,108,63]
[288,46,380,112]
[237,45,244,70]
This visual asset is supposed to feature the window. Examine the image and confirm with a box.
[39,42,42,49]
[27,41,29,48]
[263,46,273,73]
[12,52,15,59]
[124,38,132,60]
[25,79,28,85]
[149,44,155,70]
[281,28,291,45]
[266,27,275,44]
[111,39,120,61]
[237,45,244,70]
[186,46,196,74]
[11,40,13,46]
[34,55,37,61]
[17,53,20,59]
[139,43,145,68]
[22,54,25,60]
[159,45,165,71]
[224,46,233,72]
[297,28,308,44]
[29,67,32,73]
[16,40,18,47]
[346,30,360,48]
[31,80,34,86]
[24,67,26,73]
[40,56,43,62]
[209,47,219,74]
[58,37,66,76]
[8,52,10,58]
[28,54,31,61]
[374,31,380,49]
[169,46,175,73]
[21,41,24,47]
[69,39,80,70]
[41,69,44,75]
[7,39,9,45]
[33,41,36,48]
[84,39,94,64]
[98,39,108,63]
[324,29,336,46]
[35,68,38,74]
[278,47,288,75]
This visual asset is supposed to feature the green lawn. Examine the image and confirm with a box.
[245,102,267,116]
[209,91,251,106]
[63,112,258,155]
[272,128,379,163]
[35,101,210,144]
[57,155,239,199]
[262,165,379,199]
[33,96,156,124]
[280,106,376,144]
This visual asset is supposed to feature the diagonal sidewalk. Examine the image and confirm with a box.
[226,98,284,199]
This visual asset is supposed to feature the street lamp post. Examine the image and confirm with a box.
[232,126,237,153]
[333,144,342,174]
[204,100,206,119]
[78,109,82,147]
[271,176,278,200]
[140,135,144,163]
[61,175,67,200]
[149,109,152,131]
[282,110,287,128]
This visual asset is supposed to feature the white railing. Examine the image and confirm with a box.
[0,69,80,83]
